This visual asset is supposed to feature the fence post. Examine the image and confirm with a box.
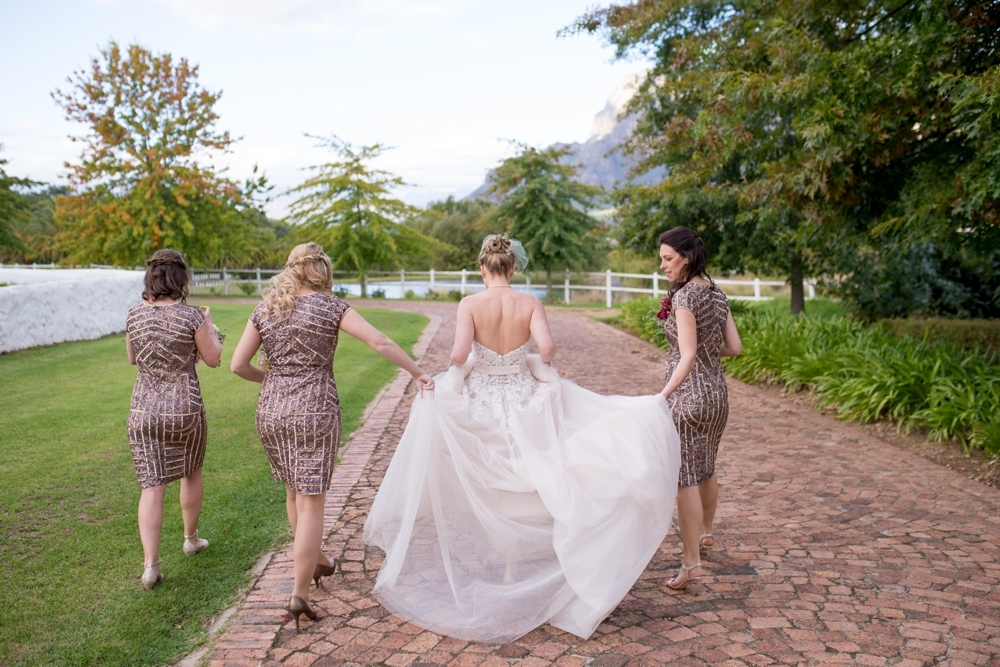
[753,277,761,301]
[223,267,229,296]
[461,268,467,295]
[400,269,405,297]
[429,268,435,292]
[256,268,262,295]
[525,274,531,295]
[653,272,659,299]
[606,269,612,308]
[31,263,37,270]
[807,279,815,300]
[564,269,570,305]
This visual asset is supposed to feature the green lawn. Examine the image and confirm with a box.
[0,305,427,666]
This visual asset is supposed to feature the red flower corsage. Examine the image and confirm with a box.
[655,295,672,320]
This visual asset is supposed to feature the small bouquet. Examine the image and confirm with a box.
[655,295,672,320]
[212,323,227,344]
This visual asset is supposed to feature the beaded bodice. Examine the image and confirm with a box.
[467,341,543,422]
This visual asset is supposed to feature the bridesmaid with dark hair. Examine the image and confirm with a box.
[656,226,742,591]
[126,248,223,590]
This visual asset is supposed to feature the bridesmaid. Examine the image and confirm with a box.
[230,242,434,628]
[656,226,742,591]
[126,249,223,590]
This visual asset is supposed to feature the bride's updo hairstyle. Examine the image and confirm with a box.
[262,242,334,322]
[658,226,709,295]
[479,234,516,276]
[143,248,189,303]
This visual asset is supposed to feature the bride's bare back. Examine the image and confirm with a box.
[450,286,555,365]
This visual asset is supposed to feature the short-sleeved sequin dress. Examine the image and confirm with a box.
[126,302,208,488]
[251,293,352,495]
[663,282,731,487]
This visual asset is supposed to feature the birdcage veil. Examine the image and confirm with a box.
[482,234,529,273]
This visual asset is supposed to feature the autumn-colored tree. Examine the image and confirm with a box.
[52,41,266,267]
[484,144,603,300]
[0,149,37,256]
[285,135,446,297]
[571,0,1000,317]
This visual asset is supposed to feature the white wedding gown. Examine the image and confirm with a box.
[363,341,681,642]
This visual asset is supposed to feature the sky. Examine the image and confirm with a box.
[0,0,647,215]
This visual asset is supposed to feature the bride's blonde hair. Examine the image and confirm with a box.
[262,242,334,322]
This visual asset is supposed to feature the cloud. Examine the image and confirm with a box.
[145,0,472,37]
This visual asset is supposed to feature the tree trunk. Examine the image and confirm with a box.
[790,256,805,315]
[360,271,367,299]
[546,267,553,302]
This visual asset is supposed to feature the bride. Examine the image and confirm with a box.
[363,234,681,642]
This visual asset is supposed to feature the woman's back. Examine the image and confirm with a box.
[467,287,538,354]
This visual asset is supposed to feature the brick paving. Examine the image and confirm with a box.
[205,302,1000,667]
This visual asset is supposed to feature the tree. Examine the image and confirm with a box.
[52,41,266,267]
[570,0,1000,317]
[484,144,604,299]
[405,197,494,269]
[0,149,37,257]
[285,135,446,297]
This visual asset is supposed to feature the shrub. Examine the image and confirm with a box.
[617,295,1000,455]
[618,297,666,348]
[447,290,463,302]
[404,289,416,299]
[370,288,386,299]
[237,282,258,297]
[333,285,350,298]
[880,318,1000,357]
[726,309,1000,454]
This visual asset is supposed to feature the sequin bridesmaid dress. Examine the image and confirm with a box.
[126,302,208,487]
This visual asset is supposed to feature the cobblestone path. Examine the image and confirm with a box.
[206,302,1000,667]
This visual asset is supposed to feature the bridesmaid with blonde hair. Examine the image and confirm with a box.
[231,242,434,627]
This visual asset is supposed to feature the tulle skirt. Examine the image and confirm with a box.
[363,356,681,642]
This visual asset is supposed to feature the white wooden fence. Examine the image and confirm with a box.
[188,267,816,307]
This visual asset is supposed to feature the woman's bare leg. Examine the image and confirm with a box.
[180,468,204,538]
[138,485,167,565]
[671,485,706,584]
[699,474,719,542]
[292,491,328,600]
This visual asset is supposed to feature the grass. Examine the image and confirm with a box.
[0,305,428,666]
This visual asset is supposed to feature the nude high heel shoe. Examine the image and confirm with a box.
[700,533,714,561]
[666,562,703,592]
[141,561,163,590]
[286,596,317,630]
[183,530,209,555]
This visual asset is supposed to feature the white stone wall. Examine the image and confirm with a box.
[0,269,145,354]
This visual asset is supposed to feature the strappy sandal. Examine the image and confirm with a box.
[666,562,703,592]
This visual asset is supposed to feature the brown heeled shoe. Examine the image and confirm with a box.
[286,595,317,629]
[312,560,336,589]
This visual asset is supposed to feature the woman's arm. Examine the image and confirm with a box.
[194,307,223,368]
[528,299,555,363]
[661,308,698,399]
[450,299,475,366]
[126,333,137,365]
[230,320,266,383]
[340,309,435,395]
[719,311,742,357]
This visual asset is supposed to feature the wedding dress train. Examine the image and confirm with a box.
[363,341,681,642]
